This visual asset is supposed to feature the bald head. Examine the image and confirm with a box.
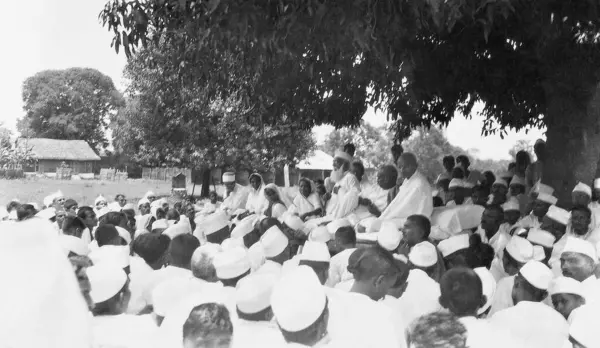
[191,244,222,282]
[398,152,418,180]
[377,165,399,190]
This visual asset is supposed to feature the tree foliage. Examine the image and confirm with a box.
[112,43,316,171]
[18,68,124,152]
[0,123,12,149]
[320,121,394,169]
[508,139,534,161]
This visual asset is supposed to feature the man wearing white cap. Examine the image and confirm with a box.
[476,205,510,256]
[572,182,593,208]
[501,197,521,233]
[232,273,284,348]
[559,237,600,305]
[515,191,558,230]
[549,277,586,321]
[527,228,556,264]
[261,225,291,265]
[195,210,230,245]
[220,171,250,215]
[567,206,600,246]
[509,175,529,217]
[474,267,496,318]
[543,205,575,265]
[491,178,508,199]
[445,178,466,207]
[87,263,158,348]
[490,260,568,348]
[298,241,331,285]
[566,304,600,348]
[213,246,251,287]
[322,148,361,220]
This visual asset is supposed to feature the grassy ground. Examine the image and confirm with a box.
[0,178,202,207]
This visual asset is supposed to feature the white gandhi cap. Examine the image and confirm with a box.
[261,225,289,258]
[236,273,278,315]
[309,226,331,243]
[536,192,558,205]
[573,182,592,197]
[87,264,127,304]
[527,229,556,248]
[562,237,597,263]
[299,241,331,263]
[204,211,230,236]
[271,265,327,332]
[520,260,553,290]
[327,218,351,236]
[502,197,520,212]
[545,205,570,225]
[222,172,236,183]
[510,175,526,187]
[377,221,401,252]
[448,179,463,189]
[88,245,130,269]
[569,305,600,348]
[283,214,305,231]
[409,241,438,268]
[533,181,555,196]
[438,234,470,258]
[333,149,352,163]
[59,235,89,256]
[474,267,496,315]
[493,178,508,188]
[505,236,534,263]
[213,246,251,280]
[549,276,585,298]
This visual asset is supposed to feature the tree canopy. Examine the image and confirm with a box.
[18,68,124,152]
[112,42,316,171]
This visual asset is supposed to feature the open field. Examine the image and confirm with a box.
[0,178,201,207]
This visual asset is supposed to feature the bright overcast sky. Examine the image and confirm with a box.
[2,0,545,161]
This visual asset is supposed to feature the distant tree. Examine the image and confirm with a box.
[0,123,12,149]
[320,121,394,169]
[18,68,124,152]
[508,139,534,161]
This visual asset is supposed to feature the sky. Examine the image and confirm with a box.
[1,0,545,161]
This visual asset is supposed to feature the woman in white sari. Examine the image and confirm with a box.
[245,173,268,215]
[263,183,292,219]
[290,177,323,221]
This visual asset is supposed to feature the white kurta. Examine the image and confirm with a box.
[326,172,361,219]
[290,193,322,216]
[351,186,391,223]
[459,316,526,348]
[221,184,250,214]
[488,275,514,316]
[245,186,267,215]
[325,248,356,288]
[392,269,441,326]
[489,301,569,348]
[128,256,156,314]
[377,171,433,230]
[232,319,285,348]
[91,314,157,348]
[477,224,511,257]
[140,266,193,307]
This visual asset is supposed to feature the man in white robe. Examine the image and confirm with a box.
[476,205,511,256]
[346,164,397,227]
[325,149,361,219]
[361,153,433,232]
[220,172,250,215]
[515,192,557,230]
[559,237,600,306]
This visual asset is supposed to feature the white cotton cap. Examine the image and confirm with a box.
[151,219,169,231]
[144,191,156,199]
[573,182,592,197]
[409,241,438,268]
[283,214,305,232]
[152,277,205,317]
[546,205,570,225]
[377,221,401,252]
[514,227,528,236]
[213,246,251,280]
[562,237,597,263]
[327,218,351,236]
[163,221,192,240]
[94,195,107,206]
[59,235,89,256]
[204,211,230,236]
[533,181,555,196]
[222,172,236,183]
[115,226,132,245]
[569,305,600,348]
[221,237,245,251]
[510,175,526,187]
[230,219,255,239]
[271,265,327,332]
[28,202,39,211]
[499,171,513,179]
[462,181,475,189]
[520,260,553,290]
[505,236,534,263]
[502,197,520,212]
[36,207,56,220]
[333,149,352,163]
[527,228,556,248]
[137,198,150,207]
[594,178,600,190]
[247,242,266,272]
[236,273,278,314]
[536,192,558,205]
[474,267,496,315]
[532,246,546,262]
[310,226,332,243]
[88,245,130,269]
[549,276,585,298]
[299,241,331,263]
[43,194,55,208]
[87,264,127,304]
[261,225,289,258]
[96,207,110,220]
[255,259,283,277]
[493,178,508,188]
[448,179,463,189]
[438,234,470,258]
[54,191,64,199]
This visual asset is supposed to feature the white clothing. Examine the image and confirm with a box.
[589,201,600,229]
[92,314,157,348]
[515,213,542,230]
[325,248,356,288]
[393,269,441,325]
[477,224,511,257]
[128,256,156,314]
[245,182,267,214]
[326,172,361,219]
[268,202,288,219]
[141,266,193,306]
[582,276,600,306]
[488,275,514,316]
[352,185,391,222]
[232,319,285,348]
[377,171,433,230]
[459,316,525,348]
[489,301,569,348]
[489,257,508,282]
[291,192,322,217]
[221,184,250,214]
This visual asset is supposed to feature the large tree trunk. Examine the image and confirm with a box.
[542,82,600,208]
[200,168,211,197]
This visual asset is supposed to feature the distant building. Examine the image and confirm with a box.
[16,138,100,174]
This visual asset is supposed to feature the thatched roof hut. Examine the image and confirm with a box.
[16,138,100,174]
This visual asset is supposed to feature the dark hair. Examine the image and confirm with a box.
[62,216,87,235]
[7,201,21,212]
[335,226,356,246]
[440,267,483,316]
[132,233,171,265]
[456,155,470,167]
[407,215,431,240]
[343,143,356,157]
[515,150,531,167]
[451,167,465,179]
[183,303,233,346]
[408,312,467,348]
[99,211,127,227]
[155,208,167,220]
[347,246,397,282]
[114,194,125,201]
[95,224,120,247]
[391,144,404,158]
[314,179,325,186]
[442,156,455,171]
[258,218,281,235]
[466,234,495,269]
[508,162,516,171]
[63,199,78,210]
[77,206,95,219]
[279,301,329,345]
[168,234,200,268]
[166,208,180,221]
[16,204,37,221]
[433,196,444,207]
